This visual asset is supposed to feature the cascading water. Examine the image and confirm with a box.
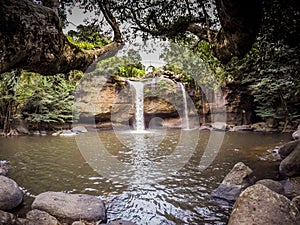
[128,81,145,131]
[179,83,190,130]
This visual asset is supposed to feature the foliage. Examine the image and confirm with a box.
[106,0,218,41]
[0,70,20,132]
[160,41,226,88]
[224,0,300,128]
[20,73,78,126]
[96,49,145,78]
[67,24,111,50]
[0,70,80,132]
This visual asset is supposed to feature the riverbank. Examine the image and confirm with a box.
[1,120,298,137]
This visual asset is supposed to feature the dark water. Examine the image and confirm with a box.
[0,130,292,224]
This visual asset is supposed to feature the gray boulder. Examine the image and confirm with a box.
[211,162,255,203]
[0,160,9,176]
[0,210,25,225]
[107,220,136,225]
[292,195,300,212]
[278,140,300,158]
[231,125,253,132]
[32,192,106,223]
[72,126,88,133]
[279,142,300,177]
[281,177,300,199]
[292,125,300,140]
[16,124,29,135]
[0,176,23,210]
[26,209,60,225]
[256,179,284,194]
[59,130,77,136]
[228,184,300,225]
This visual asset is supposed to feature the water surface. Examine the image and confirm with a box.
[0,130,291,224]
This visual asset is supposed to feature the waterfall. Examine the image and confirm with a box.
[128,81,145,131]
[179,83,190,130]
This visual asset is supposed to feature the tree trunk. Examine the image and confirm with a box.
[42,0,60,15]
[0,0,123,75]
[212,0,262,63]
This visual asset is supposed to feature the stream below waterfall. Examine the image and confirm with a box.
[0,130,292,224]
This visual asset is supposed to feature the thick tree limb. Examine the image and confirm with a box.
[0,0,123,75]
[212,0,262,62]
[187,23,217,42]
[116,0,261,63]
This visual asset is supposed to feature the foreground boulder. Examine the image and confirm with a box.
[281,177,300,199]
[0,210,25,225]
[0,160,9,176]
[26,209,60,225]
[279,141,300,177]
[292,195,300,212]
[211,162,255,203]
[32,192,106,223]
[0,176,23,210]
[228,184,300,225]
[107,220,136,225]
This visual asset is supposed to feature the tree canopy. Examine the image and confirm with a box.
[0,0,124,75]
[0,0,261,75]
[0,0,298,75]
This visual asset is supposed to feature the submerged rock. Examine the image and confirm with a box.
[228,184,300,225]
[211,162,255,203]
[0,176,23,211]
[32,192,106,223]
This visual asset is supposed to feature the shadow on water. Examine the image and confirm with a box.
[0,130,292,224]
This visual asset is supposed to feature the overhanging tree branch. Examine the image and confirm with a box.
[0,0,124,75]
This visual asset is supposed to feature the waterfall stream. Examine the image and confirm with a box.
[128,81,145,131]
[179,83,190,130]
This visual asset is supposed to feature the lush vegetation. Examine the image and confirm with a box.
[0,70,82,134]
[67,25,111,50]
[223,0,300,129]
[160,41,226,88]
[96,49,145,78]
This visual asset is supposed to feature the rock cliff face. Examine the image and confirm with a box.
[75,75,271,129]
[75,75,194,128]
